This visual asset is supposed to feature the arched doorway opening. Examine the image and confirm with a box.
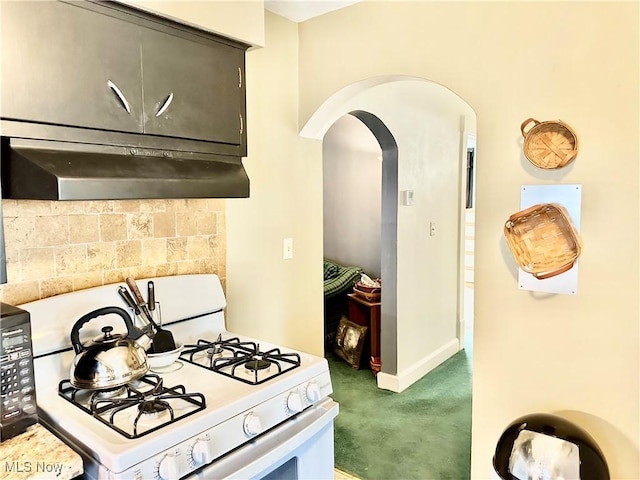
[322,111,399,373]
[304,76,476,392]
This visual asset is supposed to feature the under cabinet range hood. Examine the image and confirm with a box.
[1,138,249,201]
[0,0,250,201]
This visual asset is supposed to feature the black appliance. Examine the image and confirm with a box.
[493,412,609,480]
[0,303,38,441]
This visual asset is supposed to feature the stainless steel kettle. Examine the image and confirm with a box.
[69,306,149,390]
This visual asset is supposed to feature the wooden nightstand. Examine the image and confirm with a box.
[347,293,381,375]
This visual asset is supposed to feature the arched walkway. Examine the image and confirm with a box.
[304,76,476,391]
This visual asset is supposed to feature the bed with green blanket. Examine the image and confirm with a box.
[323,259,362,350]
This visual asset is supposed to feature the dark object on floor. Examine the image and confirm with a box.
[493,413,609,480]
[334,316,368,369]
[323,259,362,349]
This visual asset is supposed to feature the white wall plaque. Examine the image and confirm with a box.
[518,184,582,295]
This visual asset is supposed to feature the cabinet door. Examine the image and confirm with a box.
[1,1,143,133]
[141,28,244,145]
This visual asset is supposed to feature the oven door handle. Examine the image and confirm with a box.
[191,398,339,479]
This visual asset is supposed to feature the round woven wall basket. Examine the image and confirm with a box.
[521,118,578,169]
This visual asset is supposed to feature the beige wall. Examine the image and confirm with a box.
[0,199,226,305]
[225,11,325,356]
[323,114,382,278]
[118,0,265,47]
[297,1,639,478]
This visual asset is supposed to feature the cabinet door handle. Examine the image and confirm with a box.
[239,113,243,135]
[107,80,131,114]
[155,93,174,117]
[238,67,242,88]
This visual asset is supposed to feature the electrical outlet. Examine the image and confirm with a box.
[283,238,293,259]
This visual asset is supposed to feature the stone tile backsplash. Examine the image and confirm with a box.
[0,198,226,305]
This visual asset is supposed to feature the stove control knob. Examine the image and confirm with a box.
[306,381,322,403]
[286,391,303,414]
[243,412,263,436]
[189,437,213,467]
[157,452,179,480]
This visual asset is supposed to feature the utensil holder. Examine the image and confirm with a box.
[149,302,162,326]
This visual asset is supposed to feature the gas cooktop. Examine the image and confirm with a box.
[21,275,337,480]
[180,334,301,385]
[58,373,206,439]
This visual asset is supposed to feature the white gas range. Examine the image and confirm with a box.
[20,274,338,479]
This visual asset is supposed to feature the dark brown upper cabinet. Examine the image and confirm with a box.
[1,0,248,155]
[141,27,245,147]
[1,1,144,134]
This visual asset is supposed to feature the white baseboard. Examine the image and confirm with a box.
[376,338,460,392]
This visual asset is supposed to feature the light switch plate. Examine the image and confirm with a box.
[283,238,293,259]
[401,190,414,206]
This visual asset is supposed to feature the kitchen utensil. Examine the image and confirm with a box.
[69,306,149,390]
[124,277,153,323]
[116,286,154,350]
[521,118,578,169]
[147,281,155,312]
[504,203,582,279]
[117,285,140,316]
[125,277,176,353]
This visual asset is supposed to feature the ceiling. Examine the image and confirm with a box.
[264,0,363,23]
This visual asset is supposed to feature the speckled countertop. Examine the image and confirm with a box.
[0,423,83,480]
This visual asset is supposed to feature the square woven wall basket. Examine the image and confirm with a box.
[504,203,583,279]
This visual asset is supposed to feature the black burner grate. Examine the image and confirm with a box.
[58,374,206,439]
[181,335,301,385]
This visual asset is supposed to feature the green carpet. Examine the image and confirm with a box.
[328,346,472,480]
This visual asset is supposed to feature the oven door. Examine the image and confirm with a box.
[190,398,339,480]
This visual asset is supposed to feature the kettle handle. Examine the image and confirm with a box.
[70,306,136,354]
